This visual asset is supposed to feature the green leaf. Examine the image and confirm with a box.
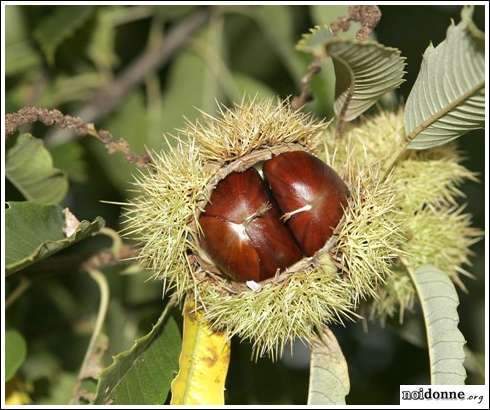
[37,72,104,107]
[232,73,277,100]
[6,133,68,205]
[153,24,224,148]
[410,265,467,384]
[6,330,27,381]
[326,39,406,121]
[405,6,485,149]
[87,7,121,70]
[50,141,88,183]
[92,91,148,191]
[307,327,350,405]
[95,304,181,404]
[299,6,362,118]
[6,202,104,275]
[247,6,304,81]
[5,6,41,75]
[34,6,95,64]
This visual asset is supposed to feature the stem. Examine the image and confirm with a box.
[382,80,484,181]
[5,277,30,309]
[99,227,123,257]
[71,268,110,404]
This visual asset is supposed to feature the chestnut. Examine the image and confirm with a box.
[199,168,303,282]
[263,151,349,257]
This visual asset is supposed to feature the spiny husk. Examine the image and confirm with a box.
[402,205,482,285]
[124,100,479,356]
[196,259,356,360]
[326,109,480,322]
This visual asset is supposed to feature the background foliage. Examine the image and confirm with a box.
[4,4,485,404]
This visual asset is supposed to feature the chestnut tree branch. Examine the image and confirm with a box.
[45,7,211,147]
[5,106,151,167]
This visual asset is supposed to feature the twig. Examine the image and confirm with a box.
[291,62,322,110]
[45,7,211,147]
[5,106,150,167]
[5,277,31,309]
[331,5,381,41]
[71,268,110,404]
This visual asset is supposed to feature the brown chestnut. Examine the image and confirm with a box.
[263,151,349,257]
[199,168,303,282]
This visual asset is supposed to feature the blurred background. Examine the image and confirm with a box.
[4,4,485,404]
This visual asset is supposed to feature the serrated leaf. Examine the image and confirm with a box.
[170,298,230,405]
[326,39,406,121]
[6,202,104,275]
[296,25,334,57]
[6,133,68,205]
[307,327,350,405]
[95,304,181,404]
[298,6,372,119]
[34,6,95,64]
[410,265,467,384]
[405,7,485,150]
[6,330,27,382]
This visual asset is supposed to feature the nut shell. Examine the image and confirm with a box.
[263,151,350,256]
[199,168,303,282]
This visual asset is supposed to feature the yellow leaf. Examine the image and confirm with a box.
[170,297,231,405]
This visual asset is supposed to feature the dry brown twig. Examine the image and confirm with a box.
[5,106,150,167]
[331,5,382,41]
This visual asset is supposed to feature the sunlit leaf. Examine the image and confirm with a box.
[307,326,350,405]
[6,202,104,275]
[6,330,27,382]
[6,133,68,204]
[410,265,467,384]
[34,6,95,63]
[95,304,181,404]
[170,298,231,405]
[405,6,484,149]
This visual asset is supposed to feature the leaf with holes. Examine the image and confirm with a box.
[95,304,181,404]
[410,265,467,384]
[6,133,68,205]
[405,6,484,149]
[307,326,350,405]
[6,202,104,275]
[327,39,406,122]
